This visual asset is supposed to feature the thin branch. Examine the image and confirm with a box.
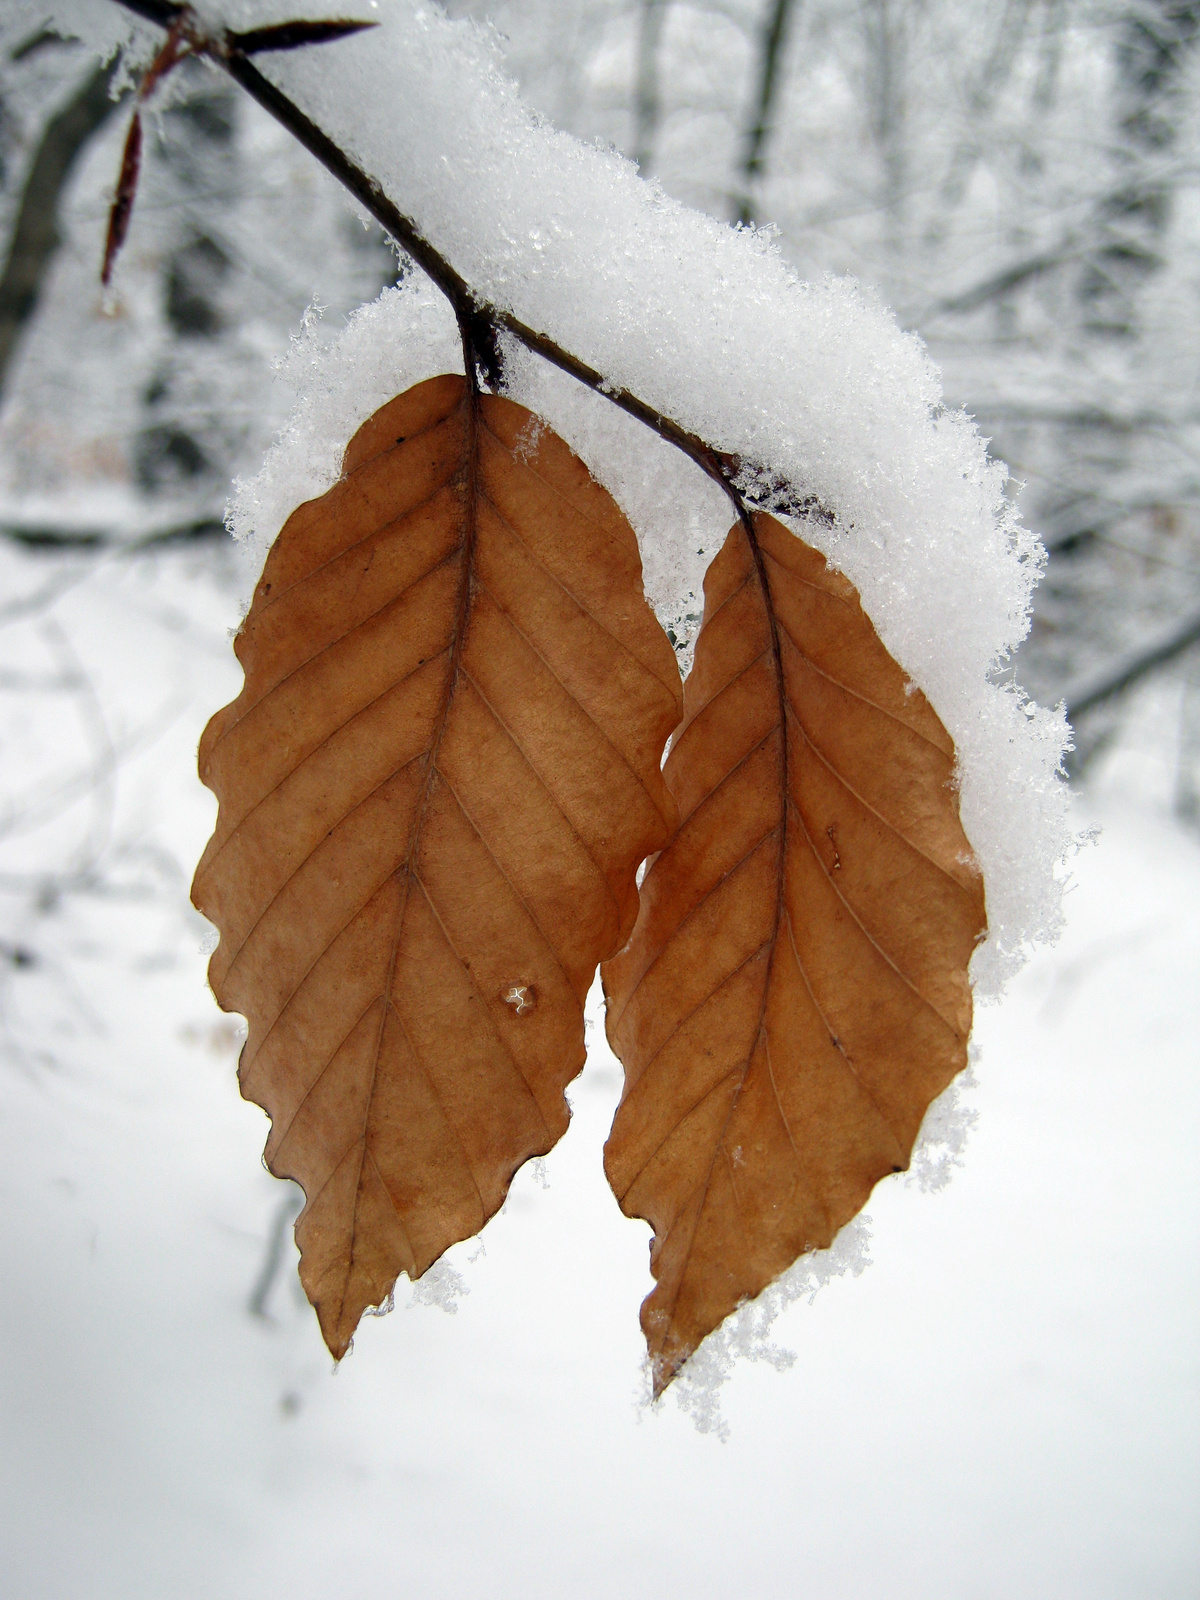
[10,29,69,63]
[248,1186,304,1317]
[1,515,225,550]
[106,0,827,525]
[1040,489,1200,553]
[928,241,1082,317]
[0,564,94,627]
[1066,607,1200,718]
[926,149,1200,323]
[0,680,187,846]
[922,0,1035,248]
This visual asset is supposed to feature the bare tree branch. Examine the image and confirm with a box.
[1,515,224,550]
[929,240,1083,317]
[248,1187,304,1318]
[923,0,1035,247]
[1067,606,1200,718]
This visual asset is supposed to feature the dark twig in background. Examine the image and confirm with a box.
[735,0,797,227]
[632,0,667,175]
[1066,604,1200,718]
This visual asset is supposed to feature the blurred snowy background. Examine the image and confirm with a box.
[0,3,1197,1596]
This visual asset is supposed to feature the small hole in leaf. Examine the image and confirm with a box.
[501,983,536,1016]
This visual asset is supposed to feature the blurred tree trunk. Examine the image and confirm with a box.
[633,0,668,173]
[862,0,907,253]
[734,0,797,226]
[0,57,122,400]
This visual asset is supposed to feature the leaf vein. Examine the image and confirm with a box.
[457,665,623,928]
[220,748,426,980]
[617,1064,744,1202]
[668,647,771,765]
[366,1147,418,1278]
[475,465,681,705]
[210,544,461,758]
[475,582,675,839]
[264,991,385,1162]
[772,612,951,756]
[779,908,906,1162]
[606,825,779,1034]
[412,874,556,1145]
[203,650,448,875]
[389,994,488,1232]
[783,697,978,900]
[256,461,457,615]
[786,793,962,1037]
[435,770,583,1018]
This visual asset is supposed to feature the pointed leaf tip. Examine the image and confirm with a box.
[602,511,986,1393]
[226,19,379,56]
[193,375,682,1357]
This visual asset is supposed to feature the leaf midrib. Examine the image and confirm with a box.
[649,515,791,1381]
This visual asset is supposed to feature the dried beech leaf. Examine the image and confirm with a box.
[193,375,682,1357]
[602,512,986,1395]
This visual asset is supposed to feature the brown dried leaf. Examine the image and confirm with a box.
[602,512,986,1395]
[193,375,682,1357]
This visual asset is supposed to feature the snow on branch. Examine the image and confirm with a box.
[30,0,1077,1000]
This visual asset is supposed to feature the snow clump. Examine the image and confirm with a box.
[34,0,1077,990]
[32,0,1079,1418]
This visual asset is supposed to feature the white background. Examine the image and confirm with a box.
[0,543,1196,1599]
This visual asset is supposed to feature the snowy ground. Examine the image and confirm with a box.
[0,539,1197,1599]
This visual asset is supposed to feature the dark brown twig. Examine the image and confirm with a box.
[100,109,142,284]
[227,19,377,55]
[101,14,374,286]
[102,11,194,283]
[105,0,830,526]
